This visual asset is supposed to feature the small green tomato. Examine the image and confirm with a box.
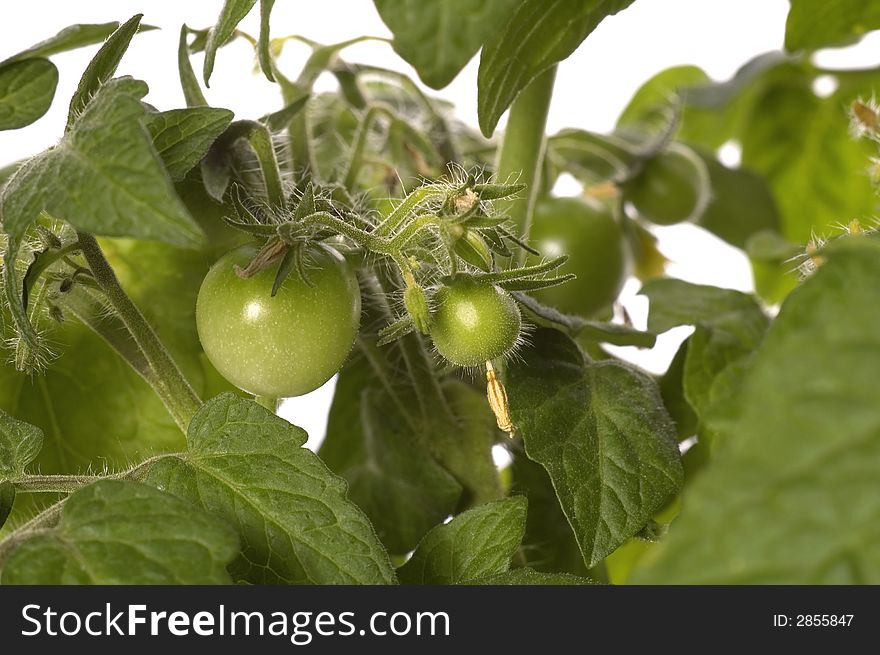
[196,243,361,397]
[621,143,710,225]
[430,278,521,367]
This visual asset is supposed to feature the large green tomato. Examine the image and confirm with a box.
[530,196,627,317]
[431,278,521,367]
[621,143,710,225]
[196,243,361,397]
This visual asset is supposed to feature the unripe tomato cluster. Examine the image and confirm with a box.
[196,142,711,398]
[196,245,524,398]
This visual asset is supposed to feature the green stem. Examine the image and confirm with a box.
[494,66,557,263]
[374,185,447,237]
[387,214,440,249]
[77,233,201,432]
[14,475,103,494]
[343,105,386,192]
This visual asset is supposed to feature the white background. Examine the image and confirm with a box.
[2,1,878,447]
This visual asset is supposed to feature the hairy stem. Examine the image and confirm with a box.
[14,475,103,494]
[0,454,177,568]
[494,66,557,263]
[76,233,201,432]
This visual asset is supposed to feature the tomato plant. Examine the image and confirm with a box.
[0,0,879,591]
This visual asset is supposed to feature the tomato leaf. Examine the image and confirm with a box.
[258,0,276,82]
[785,0,880,51]
[2,22,124,63]
[320,353,463,554]
[511,452,591,576]
[397,497,527,584]
[0,236,232,478]
[696,153,781,249]
[617,65,710,131]
[0,408,43,481]
[641,279,768,443]
[477,0,636,136]
[178,25,208,107]
[143,393,397,584]
[1,480,238,584]
[0,59,58,131]
[374,0,521,89]
[146,108,235,181]
[507,329,683,567]
[67,15,143,130]
[1,77,202,248]
[203,0,257,87]
[633,238,880,583]
[739,65,880,243]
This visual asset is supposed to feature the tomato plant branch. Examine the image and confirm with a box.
[494,65,557,263]
[374,185,447,237]
[14,474,103,494]
[76,233,201,432]
[343,104,388,191]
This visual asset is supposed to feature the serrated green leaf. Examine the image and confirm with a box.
[785,0,880,51]
[374,0,521,89]
[146,107,235,181]
[1,77,202,248]
[477,0,636,135]
[143,393,396,584]
[204,0,258,87]
[634,239,880,583]
[320,353,463,554]
[0,408,43,480]
[1,480,238,584]
[68,15,143,129]
[507,329,683,567]
[397,497,527,584]
[0,59,58,131]
[472,567,596,585]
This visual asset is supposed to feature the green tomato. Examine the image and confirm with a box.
[431,278,521,367]
[622,143,710,225]
[530,195,627,317]
[196,243,361,398]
